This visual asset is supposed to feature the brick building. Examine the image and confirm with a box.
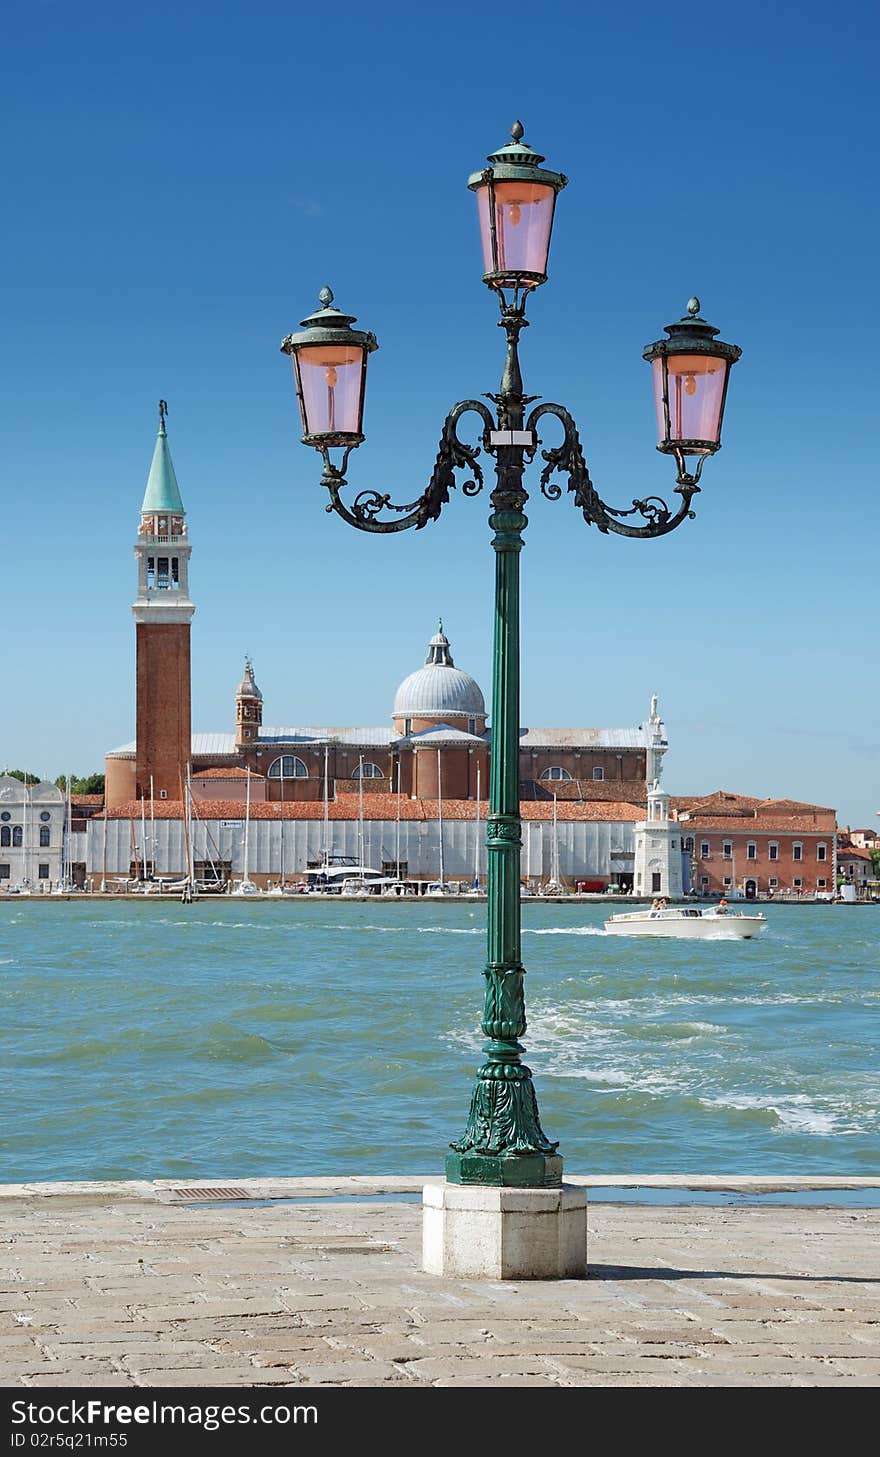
[105,409,652,814]
[674,792,837,898]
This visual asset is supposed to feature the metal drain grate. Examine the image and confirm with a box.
[172,1187,251,1201]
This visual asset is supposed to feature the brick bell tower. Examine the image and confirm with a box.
[235,658,263,748]
[133,401,194,803]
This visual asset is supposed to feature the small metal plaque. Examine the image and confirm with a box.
[489,429,536,447]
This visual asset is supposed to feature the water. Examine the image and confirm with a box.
[0,901,877,1183]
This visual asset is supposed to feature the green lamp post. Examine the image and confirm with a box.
[281,122,741,1195]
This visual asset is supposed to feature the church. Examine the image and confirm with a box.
[101,408,660,890]
[86,409,831,897]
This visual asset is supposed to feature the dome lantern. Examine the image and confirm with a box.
[393,623,485,724]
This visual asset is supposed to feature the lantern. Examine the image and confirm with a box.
[281,287,377,447]
[643,298,742,462]
[468,122,567,292]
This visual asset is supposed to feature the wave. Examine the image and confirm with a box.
[417,926,483,936]
[700,1092,871,1136]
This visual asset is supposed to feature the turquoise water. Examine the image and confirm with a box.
[0,901,877,1183]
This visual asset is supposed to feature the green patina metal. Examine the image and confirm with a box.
[284,122,741,1191]
[141,400,185,515]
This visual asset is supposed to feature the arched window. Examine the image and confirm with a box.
[353,762,384,780]
[39,826,50,847]
[267,755,308,779]
[539,766,572,782]
[12,826,23,847]
[0,827,9,847]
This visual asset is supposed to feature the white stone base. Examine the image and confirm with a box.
[422,1180,587,1280]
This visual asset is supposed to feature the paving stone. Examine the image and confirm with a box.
[125,1367,299,1386]
[24,1373,137,1387]
[1,1183,877,1389]
[277,1359,405,1384]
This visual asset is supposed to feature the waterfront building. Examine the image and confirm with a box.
[0,775,65,891]
[674,792,837,898]
[836,841,875,896]
[87,411,840,894]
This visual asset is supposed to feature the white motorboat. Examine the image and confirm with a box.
[604,906,766,940]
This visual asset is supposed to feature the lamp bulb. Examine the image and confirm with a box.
[325,366,338,387]
[684,374,697,396]
[508,202,522,227]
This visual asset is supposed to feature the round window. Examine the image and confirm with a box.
[0,812,9,822]
[40,811,51,822]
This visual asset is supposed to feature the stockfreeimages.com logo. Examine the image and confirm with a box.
[10,1400,318,1434]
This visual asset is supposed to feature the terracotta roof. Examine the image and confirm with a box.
[672,791,762,815]
[674,790,836,821]
[682,816,836,833]
[838,845,873,861]
[521,779,645,804]
[756,797,836,815]
[106,796,642,824]
[192,768,265,780]
[71,794,104,806]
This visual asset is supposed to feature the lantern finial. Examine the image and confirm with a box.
[511,120,524,142]
[687,296,701,317]
[319,285,334,309]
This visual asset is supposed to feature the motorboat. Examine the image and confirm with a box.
[604,905,766,940]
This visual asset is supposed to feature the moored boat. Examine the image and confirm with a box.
[604,905,766,939]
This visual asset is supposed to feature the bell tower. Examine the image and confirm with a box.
[235,658,263,747]
[133,402,194,802]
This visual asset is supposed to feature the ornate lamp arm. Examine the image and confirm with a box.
[319,400,495,534]
[526,402,701,539]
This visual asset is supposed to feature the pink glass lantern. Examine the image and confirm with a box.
[280,287,377,446]
[469,123,567,292]
[643,299,742,462]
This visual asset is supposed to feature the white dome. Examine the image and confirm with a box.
[393,625,485,721]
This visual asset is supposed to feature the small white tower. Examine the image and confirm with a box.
[633,696,683,899]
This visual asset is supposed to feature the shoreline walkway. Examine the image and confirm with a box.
[2,1177,878,1388]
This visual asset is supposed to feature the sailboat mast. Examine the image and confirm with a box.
[141,792,148,880]
[279,761,285,888]
[243,765,251,882]
[323,744,330,867]
[22,779,29,889]
[357,755,364,871]
[186,764,196,886]
[179,769,191,888]
[395,755,401,880]
[62,774,70,890]
[552,792,559,884]
[475,762,480,888]
[437,747,444,887]
[150,775,156,880]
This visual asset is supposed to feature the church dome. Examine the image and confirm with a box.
[392,624,485,721]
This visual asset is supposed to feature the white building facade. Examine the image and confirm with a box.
[0,776,66,892]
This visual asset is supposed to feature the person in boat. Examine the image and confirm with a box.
[717,898,728,915]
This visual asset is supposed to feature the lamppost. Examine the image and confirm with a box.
[281,122,741,1276]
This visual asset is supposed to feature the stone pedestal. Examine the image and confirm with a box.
[422,1180,587,1280]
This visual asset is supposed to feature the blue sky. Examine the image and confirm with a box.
[2,0,878,828]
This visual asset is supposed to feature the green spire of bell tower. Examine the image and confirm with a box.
[141,400,185,515]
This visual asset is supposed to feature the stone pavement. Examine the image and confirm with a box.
[1,1177,878,1388]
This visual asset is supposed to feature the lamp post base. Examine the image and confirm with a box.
[445,1150,563,1188]
[423,1180,587,1280]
